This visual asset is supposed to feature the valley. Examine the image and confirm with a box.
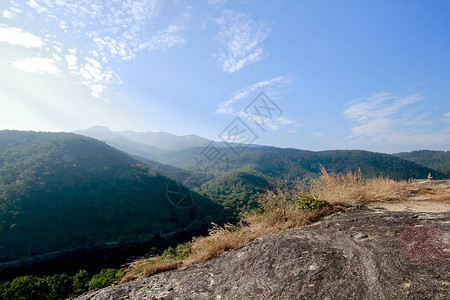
[0,129,448,299]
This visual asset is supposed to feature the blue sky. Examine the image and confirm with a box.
[0,0,449,153]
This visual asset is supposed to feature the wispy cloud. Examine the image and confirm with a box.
[26,0,47,14]
[265,116,297,130]
[0,26,43,48]
[26,0,162,61]
[140,22,187,51]
[313,132,323,138]
[216,76,291,114]
[65,49,121,98]
[10,57,60,75]
[442,112,450,124]
[208,0,228,8]
[214,10,270,73]
[345,91,450,146]
[1,0,189,97]
[217,76,298,130]
[2,7,22,19]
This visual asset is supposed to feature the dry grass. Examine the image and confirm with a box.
[408,180,450,204]
[313,167,408,204]
[122,202,337,282]
[122,168,408,282]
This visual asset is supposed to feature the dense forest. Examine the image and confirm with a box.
[200,171,271,215]
[156,146,446,180]
[0,131,224,265]
[394,150,450,177]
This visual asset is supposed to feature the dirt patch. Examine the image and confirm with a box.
[368,179,450,212]
[368,200,450,213]
[76,207,449,300]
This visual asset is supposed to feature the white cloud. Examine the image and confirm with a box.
[2,7,22,19]
[144,24,186,50]
[11,57,60,75]
[0,26,43,48]
[345,92,422,139]
[208,0,228,8]
[64,50,111,96]
[215,10,270,73]
[52,53,62,61]
[25,0,162,61]
[2,10,14,19]
[0,1,188,98]
[345,91,450,146]
[27,0,47,14]
[65,54,77,67]
[265,116,297,130]
[64,55,121,97]
[313,132,323,138]
[17,0,189,97]
[216,76,298,130]
[442,112,450,124]
[216,76,291,114]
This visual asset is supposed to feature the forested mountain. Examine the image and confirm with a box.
[393,150,450,177]
[157,146,447,180]
[76,126,449,181]
[0,131,223,263]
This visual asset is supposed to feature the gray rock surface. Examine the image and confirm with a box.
[76,206,449,299]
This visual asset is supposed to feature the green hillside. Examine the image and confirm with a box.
[0,131,223,263]
[201,171,271,215]
[156,146,446,180]
[393,150,450,177]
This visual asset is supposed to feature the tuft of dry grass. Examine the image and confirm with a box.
[313,167,408,204]
[365,177,408,202]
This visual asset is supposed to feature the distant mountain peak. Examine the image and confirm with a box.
[74,126,213,154]
[84,125,114,132]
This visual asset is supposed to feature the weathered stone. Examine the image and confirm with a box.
[76,207,449,300]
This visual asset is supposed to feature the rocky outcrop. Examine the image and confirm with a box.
[77,206,449,299]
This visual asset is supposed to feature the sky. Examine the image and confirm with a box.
[0,0,449,153]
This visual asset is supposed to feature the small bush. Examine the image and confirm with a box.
[295,193,329,210]
[72,270,90,295]
[258,187,293,224]
[160,242,193,261]
[88,269,124,291]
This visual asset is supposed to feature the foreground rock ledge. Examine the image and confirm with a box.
[76,206,449,300]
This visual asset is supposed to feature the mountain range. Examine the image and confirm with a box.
[75,126,448,179]
[74,126,211,160]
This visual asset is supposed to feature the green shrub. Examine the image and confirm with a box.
[7,275,50,300]
[294,193,329,210]
[160,242,193,261]
[45,273,72,299]
[88,269,124,291]
[72,270,90,295]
